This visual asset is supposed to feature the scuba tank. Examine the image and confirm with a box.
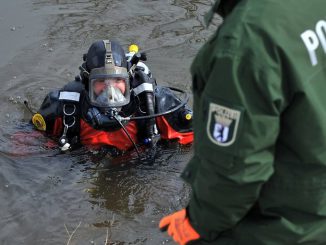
[132,69,158,145]
[127,44,159,146]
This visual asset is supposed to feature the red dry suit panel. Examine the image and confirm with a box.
[156,116,193,145]
[52,116,193,150]
[52,118,138,151]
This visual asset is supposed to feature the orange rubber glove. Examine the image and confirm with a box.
[159,209,200,245]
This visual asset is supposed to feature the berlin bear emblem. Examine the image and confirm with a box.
[206,103,241,147]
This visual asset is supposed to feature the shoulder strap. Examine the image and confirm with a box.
[57,81,86,151]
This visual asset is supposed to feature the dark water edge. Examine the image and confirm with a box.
[0,0,221,244]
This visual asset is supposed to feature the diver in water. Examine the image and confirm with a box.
[31,40,193,153]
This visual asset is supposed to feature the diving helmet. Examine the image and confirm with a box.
[81,40,130,108]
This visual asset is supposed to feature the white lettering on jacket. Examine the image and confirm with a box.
[301,19,326,66]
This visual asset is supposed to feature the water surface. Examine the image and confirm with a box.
[0,1,221,244]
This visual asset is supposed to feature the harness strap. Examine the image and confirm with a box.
[58,91,82,151]
[59,91,80,101]
[132,83,154,96]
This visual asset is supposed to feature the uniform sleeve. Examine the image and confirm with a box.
[185,50,287,240]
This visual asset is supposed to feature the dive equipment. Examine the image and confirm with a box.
[126,44,151,76]
[132,69,158,145]
[59,104,76,151]
[179,108,193,125]
[129,52,147,76]
[32,113,46,131]
[35,40,193,156]
[113,115,141,158]
[56,81,85,152]
[88,40,130,108]
[129,87,190,120]
[126,44,139,61]
[86,107,128,130]
[84,87,190,123]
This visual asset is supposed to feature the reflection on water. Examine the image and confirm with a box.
[0,0,220,244]
[86,142,192,215]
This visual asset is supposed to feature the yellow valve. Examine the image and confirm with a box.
[185,113,192,120]
[129,44,139,53]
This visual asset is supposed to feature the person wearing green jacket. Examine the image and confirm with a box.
[159,0,326,244]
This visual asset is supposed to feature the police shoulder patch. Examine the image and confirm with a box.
[207,103,241,147]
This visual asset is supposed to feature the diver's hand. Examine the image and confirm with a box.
[159,209,200,245]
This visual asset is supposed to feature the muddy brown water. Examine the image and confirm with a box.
[0,1,221,244]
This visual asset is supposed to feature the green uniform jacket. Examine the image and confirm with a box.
[181,0,326,244]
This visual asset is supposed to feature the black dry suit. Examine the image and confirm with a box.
[35,75,194,151]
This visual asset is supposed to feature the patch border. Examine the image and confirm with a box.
[206,102,241,147]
